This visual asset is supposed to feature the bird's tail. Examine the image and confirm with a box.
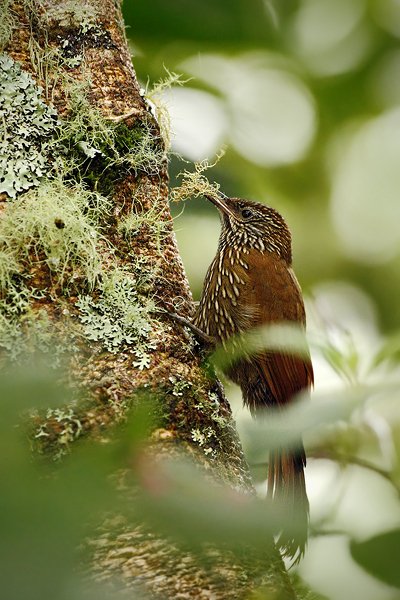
[267,444,309,564]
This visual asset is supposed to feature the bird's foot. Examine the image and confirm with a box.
[156,308,215,346]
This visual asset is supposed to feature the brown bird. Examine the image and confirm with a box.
[188,192,314,562]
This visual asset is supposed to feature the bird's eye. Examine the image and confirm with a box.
[241,208,253,219]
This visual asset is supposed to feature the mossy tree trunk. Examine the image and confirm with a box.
[2,1,296,597]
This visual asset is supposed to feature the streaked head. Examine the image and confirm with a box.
[204,193,292,263]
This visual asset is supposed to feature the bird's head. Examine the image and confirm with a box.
[204,193,292,264]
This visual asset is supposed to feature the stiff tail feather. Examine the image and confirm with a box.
[267,444,309,564]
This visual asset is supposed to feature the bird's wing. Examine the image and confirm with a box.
[254,352,313,407]
[239,251,314,407]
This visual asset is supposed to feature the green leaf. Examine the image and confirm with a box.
[350,530,400,588]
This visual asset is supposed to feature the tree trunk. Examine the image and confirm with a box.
[2,1,296,597]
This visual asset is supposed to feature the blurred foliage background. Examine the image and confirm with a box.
[121,0,400,598]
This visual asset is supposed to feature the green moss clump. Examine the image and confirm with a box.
[56,80,117,168]
[56,82,165,192]
[113,121,164,175]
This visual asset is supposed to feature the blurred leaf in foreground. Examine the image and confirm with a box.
[0,368,152,600]
[211,321,311,373]
[132,455,278,556]
[350,530,400,589]
[240,385,366,464]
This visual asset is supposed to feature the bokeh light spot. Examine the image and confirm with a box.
[290,0,371,76]
[229,66,316,166]
[163,87,227,161]
[183,53,316,166]
[331,108,400,263]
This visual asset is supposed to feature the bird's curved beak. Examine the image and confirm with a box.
[204,193,236,219]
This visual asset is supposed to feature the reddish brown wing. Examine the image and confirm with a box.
[254,353,313,407]
[240,250,313,407]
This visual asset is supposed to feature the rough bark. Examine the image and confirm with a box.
[2,1,297,597]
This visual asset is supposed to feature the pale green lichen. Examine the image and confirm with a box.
[0,177,109,289]
[76,270,156,365]
[0,286,31,360]
[191,426,216,457]
[0,43,164,370]
[170,150,225,204]
[35,406,83,459]
[145,69,189,151]
[54,78,165,186]
[0,0,15,51]
[168,376,193,397]
[0,299,60,363]
[0,177,110,359]
[42,1,98,29]
[28,35,65,102]
[0,247,20,291]
[0,54,58,198]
